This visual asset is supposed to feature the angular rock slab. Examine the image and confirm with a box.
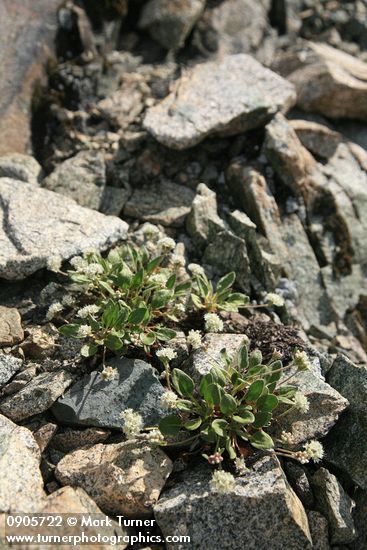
[311,468,356,545]
[55,440,172,518]
[276,368,348,446]
[273,42,367,120]
[0,354,23,389]
[0,178,128,280]
[188,333,246,381]
[327,354,367,413]
[52,358,167,430]
[154,456,312,549]
[0,153,42,184]
[0,306,24,346]
[0,413,46,512]
[0,369,75,422]
[144,54,296,149]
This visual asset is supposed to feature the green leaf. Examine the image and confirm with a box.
[166,274,176,290]
[176,399,194,412]
[131,268,144,288]
[216,272,236,293]
[147,255,164,274]
[238,344,249,370]
[232,411,255,424]
[225,292,250,305]
[59,324,80,337]
[245,380,265,401]
[196,275,210,297]
[200,426,216,443]
[154,327,176,341]
[277,385,297,397]
[220,393,237,415]
[105,333,123,351]
[257,394,279,412]
[175,281,192,295]
[190,293,203,309]
[98,280,115,295]
[172,369,194,397]
[159,415,182,437]
[249,350,262,368]
[140,333,156,346]
[128,307,148,325]
[226,439,237,459]
[184,418,202,431]
[252,411,272,429]
[249,431,274,450]
[210,366,227,387]
[211,419,228,437]
[203,383,223,406]
[151,289,172,309]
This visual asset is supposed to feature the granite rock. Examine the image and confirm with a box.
[327,354,367,413]
[52,358,167,430]
[154,456,312,549]
[144,54,296,149]
[0,178,128,279]
[55,440,172,517]
[0,306,24,346]
[311,468,356,545]
[0,369,75,422]
[0,413,45,512]
[186,183,225,249]
[0,153,42,184]
[42,151,106,210]
[0,354,23,389]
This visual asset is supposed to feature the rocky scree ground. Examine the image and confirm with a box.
[1,0,367,549]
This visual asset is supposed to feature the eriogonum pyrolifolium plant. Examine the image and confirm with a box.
[157,341,324,466]
[48,242,255,358]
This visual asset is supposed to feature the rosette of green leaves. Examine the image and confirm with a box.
[59,246,191,355]
[159,343,297,460]
[190,271,249,313]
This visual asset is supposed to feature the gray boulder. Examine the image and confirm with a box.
[42,151,106,210]
[144,54,296,149]
[327,354,367,413]
[0,177,128,279]
[139,0,205,51]
[0,354,23,389]
[0,306,24,346]
[52,358,167,430]
[186,183,225,249]
[311,468,356,545]
[0,413,46,512]
[154,456,312,549]
[0,153,42,184]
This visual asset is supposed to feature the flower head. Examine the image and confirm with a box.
[78,324,92,337]
[187,329,202,350]
[170,254,185,269]
[304,440,324,463]
[101,366,118,381]
[280,431,295,446]
[70,256,88,271]
[293,391,310,413]
[142,223,160,240]
[293,350,312,371]
[77,304,100,318]
[294,450,309,464]
[62,295,75,307]
[235,457,249,475]
[120,408,143,439]
[47,255,62,272]
[146,428,165,445]
[158,237,176,253]
[204,313,223,333]
[265,292,285,307]
[148,272,168,285]
[188,263,205,277]
[46,302,63,320]
[208,452,223,465]
[210,470,236,494]
[156,347,177,362]
[83,263,104,276]
[160,390,178,409]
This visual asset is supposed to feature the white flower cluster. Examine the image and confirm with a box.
[160,390,178,409]
[101,366,118,381]
[62,295,75,307]
[204,313,223,333]
[295,440,324,464]
[210,470,236,494]
[293,391,310,413]
[158,237,176,253]
[188,263,205,277]
[265,292,285,307]
[46,302,63,320]
[146,428,165,445]
[120,408,143,439]
[208,452,223,465]
[70,256,88,271]
[294,350,312,371]
[280,431,295,446]
[47,255,62,272]
[77,304,100,318]
[187,329,202,350]
[78,324,92,337]
[142,223,160,240]
[170,254,185,269]
[156,348,177,362]
[83,263,104,276]
[148,272,168,285]
[235,457,249,475]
